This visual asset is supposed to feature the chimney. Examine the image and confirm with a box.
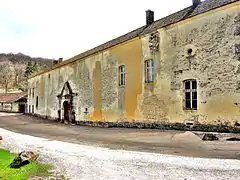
[58,58,63,62]
[192,0,201,7]
[146,10,154,26]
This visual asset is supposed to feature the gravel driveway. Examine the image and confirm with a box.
[1,128,240,180]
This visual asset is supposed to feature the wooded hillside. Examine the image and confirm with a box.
[0,53,54,93]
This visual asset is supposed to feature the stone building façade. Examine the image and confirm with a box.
[28,0,240,131]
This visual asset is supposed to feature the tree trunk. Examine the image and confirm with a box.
[5,80,8,93]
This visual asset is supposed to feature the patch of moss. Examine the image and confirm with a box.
[0,148,52,180]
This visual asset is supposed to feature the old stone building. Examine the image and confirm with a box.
[28,0,240,130]
[0,93,27,113]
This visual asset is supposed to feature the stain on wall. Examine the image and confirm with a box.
[93,61,102,120]
[110,39,143,121]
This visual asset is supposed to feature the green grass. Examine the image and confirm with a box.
[0,148,52,180]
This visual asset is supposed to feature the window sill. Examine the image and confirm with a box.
[119,85,126,88]
[145,82,154,85]
[183,108,197,111]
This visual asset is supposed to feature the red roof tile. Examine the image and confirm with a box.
[0,93,26,103]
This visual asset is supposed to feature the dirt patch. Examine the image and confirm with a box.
[171,131,201,142]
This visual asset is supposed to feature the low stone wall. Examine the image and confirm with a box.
[75,121,240,133]
[27,113,240,133]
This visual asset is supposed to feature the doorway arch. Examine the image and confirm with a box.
[63,100,71,122]
[57,81,78,124]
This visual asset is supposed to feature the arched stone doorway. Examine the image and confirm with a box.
[57,81,78,124]
[63,100,71,122]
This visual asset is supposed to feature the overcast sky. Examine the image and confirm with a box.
[0,0,193,60]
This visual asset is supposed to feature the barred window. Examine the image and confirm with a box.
[145,59,154,83]
[119,65,126,86]
[184,80,197,110]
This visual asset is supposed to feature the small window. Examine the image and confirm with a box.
[183,80,197,110]
[84,108,88,115]
[145,59,154,83]
[36,96,39,110]
[32,88,34,98]
[32,105,34,114]
[29,89,31,99]
[119,65,126,86]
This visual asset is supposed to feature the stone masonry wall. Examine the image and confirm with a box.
[140,4,240,126]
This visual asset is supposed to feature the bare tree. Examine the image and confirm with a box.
[0,59,16,93]
[14,63,26,85]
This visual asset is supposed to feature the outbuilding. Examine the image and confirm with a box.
[0,93,27,113]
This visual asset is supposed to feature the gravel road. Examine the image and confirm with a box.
[1,128,240,180]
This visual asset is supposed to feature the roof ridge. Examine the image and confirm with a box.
[29,0,238,79]
[70,25,147,60]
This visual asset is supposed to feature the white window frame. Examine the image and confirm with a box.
[183,79,197,110]
[145,59,154,83]
[119,65,126,86]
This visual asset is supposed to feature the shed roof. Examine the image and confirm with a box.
[0,93,26,103]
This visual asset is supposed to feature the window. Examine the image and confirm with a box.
[84,108,88,115]
[183,80,197,110]
[36,96,39,110]
[29,89,31,99]
[145,59,154,83]
[32,88,34,98]
[119,65,126,86]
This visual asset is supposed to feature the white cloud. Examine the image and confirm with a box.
[0,0,192,59]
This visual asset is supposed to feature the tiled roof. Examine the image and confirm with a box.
[141,0,239,34]
[62,26,146,64]
[0,93,26,103]
[29,0,238,78]
[71,0,239,60]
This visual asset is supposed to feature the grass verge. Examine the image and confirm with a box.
[0,148,52,180]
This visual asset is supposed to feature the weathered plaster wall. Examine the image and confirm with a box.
[139,2,240,126]
[28,38,142,123]
[28,2,239,127]
[110,39,143,121]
